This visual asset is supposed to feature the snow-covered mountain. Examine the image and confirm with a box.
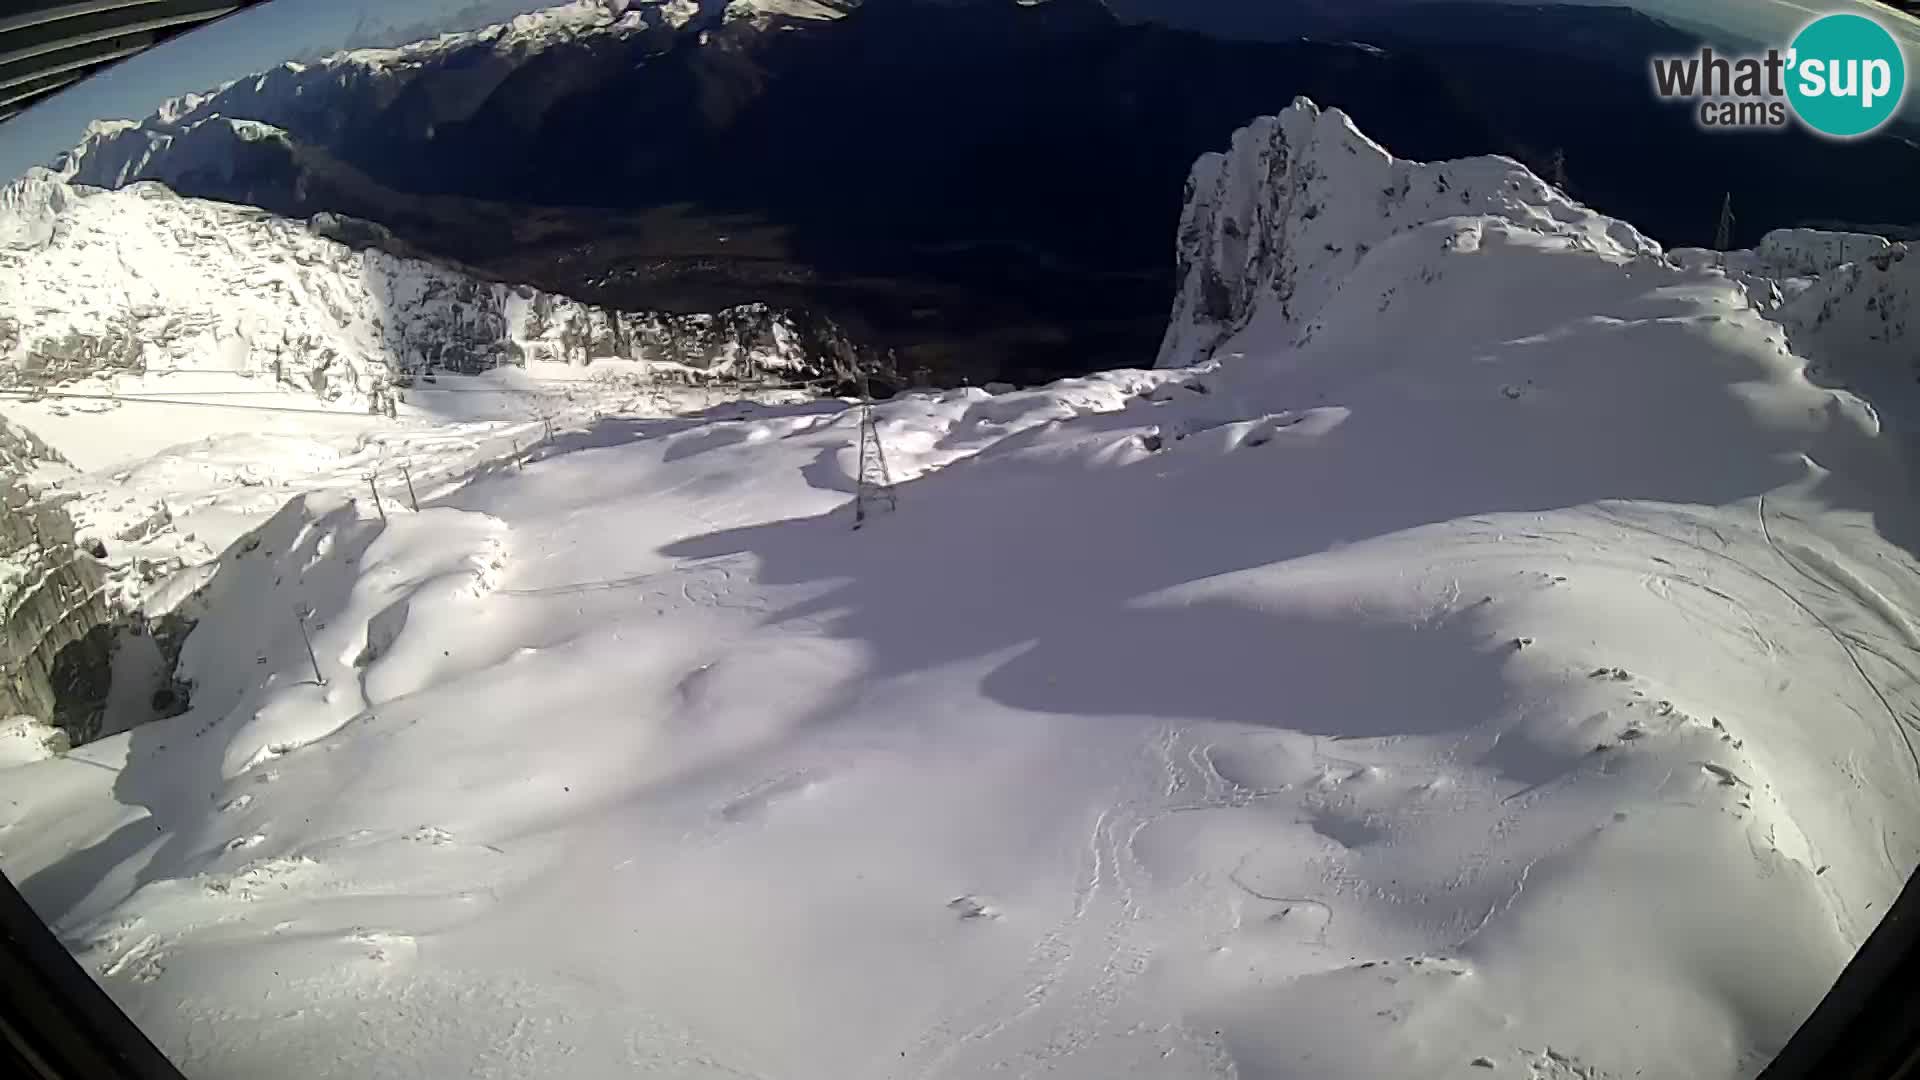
[48,0,853,194]
[3,98,1919,1080]
[1158,100,1920,462]
[0,169,841,406]
[1158,101,1659,369]
[296,0,854,61]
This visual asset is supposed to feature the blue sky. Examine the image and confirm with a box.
[0,0,551,181]
[5,0,1919,182]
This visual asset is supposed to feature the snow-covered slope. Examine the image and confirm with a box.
[0,170,831,405]
[1663,228,1920,459]
[1775,243,1920,415]
[1738,229,1894,280]
[4,99,1919,1080]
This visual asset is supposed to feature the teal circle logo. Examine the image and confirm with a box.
[1787,13,1907,138]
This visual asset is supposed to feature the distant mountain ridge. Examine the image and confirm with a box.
[40,0,1920,385]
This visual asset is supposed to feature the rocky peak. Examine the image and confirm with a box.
[1157,97,1659,369]
[0,168,74,252]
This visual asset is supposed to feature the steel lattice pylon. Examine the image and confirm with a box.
[1715,192,1735,268]
[822,328,897,529]
[853,395,897,528]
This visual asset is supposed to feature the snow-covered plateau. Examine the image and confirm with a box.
[2,97,1919,1080]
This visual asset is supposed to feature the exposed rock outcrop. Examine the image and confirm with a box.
[0,420,113,742]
